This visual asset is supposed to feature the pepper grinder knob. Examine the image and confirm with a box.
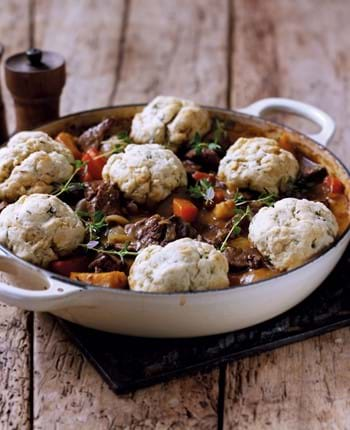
[0,44,8,143]
[5,48,66,131]
[26,48,43,67]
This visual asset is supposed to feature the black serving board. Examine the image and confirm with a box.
[59,245,350,394]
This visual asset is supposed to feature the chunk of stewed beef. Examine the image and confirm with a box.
[78,118,115,151]
[224,246,264,271]
[125,214,198,249]
[299,156,327,183]
[88,254,124,273]
[185,148,221,170]
[84,180,121,216]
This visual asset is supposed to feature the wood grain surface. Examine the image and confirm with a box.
[225,1,350,429]
[0,0,349,429]
[0,2,32,429]
[32,0,227,429]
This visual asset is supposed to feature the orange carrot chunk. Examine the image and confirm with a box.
[173,198,199,222]
[55,132,82,160]
[70,271,128,289]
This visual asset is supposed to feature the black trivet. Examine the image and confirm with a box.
[59,246,350,394]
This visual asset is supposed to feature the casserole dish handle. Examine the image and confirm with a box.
[0,254,85,311]
[238,97,335,147]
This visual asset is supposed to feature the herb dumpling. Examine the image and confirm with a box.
[218,137,299,194]
[0,194,85,267]
[130,96,211,151]
[102,143,187,204]
[248,198,338,271]
[0,131,75,201]
[129,238,229,293]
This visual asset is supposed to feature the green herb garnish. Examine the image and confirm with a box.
[189,119,225,156]
[80,241,138,263]
[189,179,215,204]
[77,210,108,242]
[219,206,252,252]
[232,191,277,208]
[53,160,86,197]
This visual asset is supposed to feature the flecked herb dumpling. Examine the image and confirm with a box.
[102,143,187,204]
[0,193,85,267]
[0,131,75,201]
[218,137,299,194]
[129,238,229,293]
[130,96,211,152]
[248,198,338,270]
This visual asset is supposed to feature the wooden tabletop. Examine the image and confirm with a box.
[0,1,349,429]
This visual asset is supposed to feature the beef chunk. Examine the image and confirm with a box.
[125,214,198,249]
[299,156,327,183]
[224,246,264,271]
[84,180,121,216]
[78,118,115,151]
[185,148,220,170]
[88,254,124,272]
[182,159,202,175]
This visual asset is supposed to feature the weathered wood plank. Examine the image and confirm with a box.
[33,0,228,428]
[224,328,350,430]
[33,0,126,114]
[0,2,32,429]
[113,0,228,107]
[225,0,350,428]
[230,0,350,161]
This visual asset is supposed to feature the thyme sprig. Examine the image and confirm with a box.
[77,210,108,242]
[189,179,215,204]
[80,241,138,263]
[53,160,86,197]
[219,205,252,252]
[233,191,277,208]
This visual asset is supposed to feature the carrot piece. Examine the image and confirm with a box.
[323,175,344,194]
[55,132,82,160]
[192,171,216,183]
[81,147,107,180]
[70,271,128,289]
[173,198,198,222]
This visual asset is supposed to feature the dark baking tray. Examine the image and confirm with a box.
[59,245,350,394]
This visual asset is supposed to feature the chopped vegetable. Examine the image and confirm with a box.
[81,147,107,180]
[192,171,216,183]
[55,132,82,160]
[323,175,344,194]
[213,200,235,220]
[70,271,128,289]
[173,198,198,222]
[50,256,90,277]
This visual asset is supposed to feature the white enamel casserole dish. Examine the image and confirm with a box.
[0,97,348,338]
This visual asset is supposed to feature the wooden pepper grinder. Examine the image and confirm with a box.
[5,48,65,131]
[0,44,8,142]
